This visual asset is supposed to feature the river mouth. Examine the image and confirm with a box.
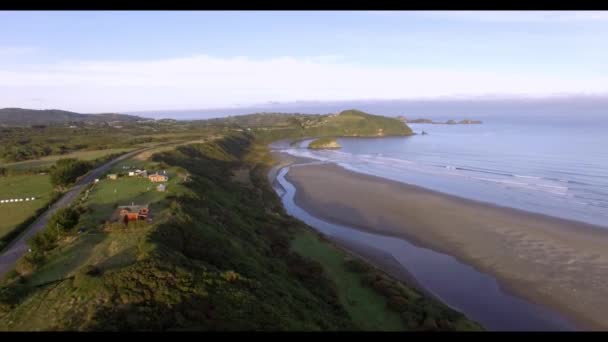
[270,153,577,331]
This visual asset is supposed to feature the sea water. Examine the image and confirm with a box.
[283,119,608,228]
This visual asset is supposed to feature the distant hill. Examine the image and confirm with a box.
[312,109,414,136]
[206,109,414,141]
[0,108,145,126]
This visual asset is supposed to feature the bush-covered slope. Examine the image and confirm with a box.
[0,132,480,331]
[0,134,353,330]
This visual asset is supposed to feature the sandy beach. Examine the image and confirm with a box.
[283,161,608,330]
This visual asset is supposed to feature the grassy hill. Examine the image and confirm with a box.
[0,108,145,127]
[246,109,414,142]
[0,133,481,331]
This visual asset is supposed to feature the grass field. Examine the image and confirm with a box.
[0,174,53,240]
[291,229,406,331]
[2,148,134,171]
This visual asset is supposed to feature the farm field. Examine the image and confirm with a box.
[0,174,54,241]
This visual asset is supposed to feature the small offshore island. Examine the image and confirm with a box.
[396,116,483,125]
[308,137,341,150]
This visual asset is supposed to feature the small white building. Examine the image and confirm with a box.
[157,184,166,192]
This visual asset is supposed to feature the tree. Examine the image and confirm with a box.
[47,206,80,234]
[28,206,81,254]
[49,158,92,188]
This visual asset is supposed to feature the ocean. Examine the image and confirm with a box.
[283,119,608,228]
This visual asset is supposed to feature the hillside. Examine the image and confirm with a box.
[234,109,414,142]
[0,133,480,331]
[0,108,145,126]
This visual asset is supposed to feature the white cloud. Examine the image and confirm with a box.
[1,54,607,112]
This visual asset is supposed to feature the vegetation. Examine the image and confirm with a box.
[308,137,341,149]
[3,148,133,171]
[0,175,55,245]
[27,206,82,255]
[49,158,93,188]
[0,108,144,127]
[0,109,480,331]
[207,109,414,143]
[291,230,405,330]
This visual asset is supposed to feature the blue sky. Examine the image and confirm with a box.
[1,11,608,112]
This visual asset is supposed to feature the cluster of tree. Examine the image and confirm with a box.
[49,158,93,188]
[1,144,54,162]
[22,206,82,271]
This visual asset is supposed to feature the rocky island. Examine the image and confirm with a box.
[308,137,342,150]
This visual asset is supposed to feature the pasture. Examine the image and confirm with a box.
[2,148,134,171]
[0,174,53,240]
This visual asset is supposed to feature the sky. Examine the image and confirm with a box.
[1,11,608,113]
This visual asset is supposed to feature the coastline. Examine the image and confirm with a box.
[274,153,608,330]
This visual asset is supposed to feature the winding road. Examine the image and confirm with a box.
[0,148,149,278]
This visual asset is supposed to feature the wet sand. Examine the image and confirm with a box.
[284,162,608,330]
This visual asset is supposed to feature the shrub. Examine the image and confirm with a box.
[82,265,102,277]
[15,256,39,276]
[343,258,372,273]
[221,270,240,282]
[387,295,410,312]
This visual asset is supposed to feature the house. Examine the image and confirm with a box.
[107,174,118,180]
[134,169,148,177]
[128,171,135,176]
[156,184,166,192]
[148,173,168,183]
[115,204,150,223]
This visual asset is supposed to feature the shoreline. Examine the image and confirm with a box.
[273,151,608,330]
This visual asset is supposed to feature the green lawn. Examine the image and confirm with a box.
[79,168,185,228]
[2,148,134,171]
[0,174,53,240]
[291,229,406,331]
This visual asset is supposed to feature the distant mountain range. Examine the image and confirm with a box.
[0,108,146,126]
